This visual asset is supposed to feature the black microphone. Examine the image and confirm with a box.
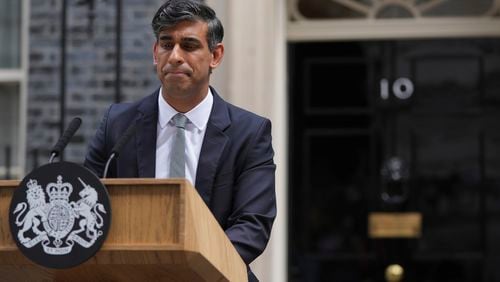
[49,117,82,163]
[103,122,137,178]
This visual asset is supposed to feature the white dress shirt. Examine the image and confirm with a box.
[155,88,213,185]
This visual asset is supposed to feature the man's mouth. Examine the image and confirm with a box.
[164,68,191,77]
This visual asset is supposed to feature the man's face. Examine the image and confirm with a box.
[153,20,223,106]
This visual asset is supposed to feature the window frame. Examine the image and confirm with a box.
[288,0,500,41]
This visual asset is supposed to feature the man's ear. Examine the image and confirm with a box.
[210,43,224,69]
[152,42,159,65]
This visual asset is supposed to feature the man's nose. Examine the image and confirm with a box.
[168,45,184,65]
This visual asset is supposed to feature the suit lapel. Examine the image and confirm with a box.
[133,88,230,198]
[195,89,231,205]
[136,90,159,178]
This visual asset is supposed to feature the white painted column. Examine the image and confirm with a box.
[207,0,288,281]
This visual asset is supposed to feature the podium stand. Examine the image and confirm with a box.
[0,179,247,282]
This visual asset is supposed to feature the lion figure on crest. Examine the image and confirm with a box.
[13,179,48,244]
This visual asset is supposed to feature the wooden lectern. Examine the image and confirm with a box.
[0,179,247,282]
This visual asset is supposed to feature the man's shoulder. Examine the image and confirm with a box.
[226,102,268,124]
[107,90,158,120]
[217,97,271,140]
[212,90,269,125]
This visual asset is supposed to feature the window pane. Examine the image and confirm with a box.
[0,0,21,68]
[0,83,20,179]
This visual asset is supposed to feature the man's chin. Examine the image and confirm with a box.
[162,86,191,98]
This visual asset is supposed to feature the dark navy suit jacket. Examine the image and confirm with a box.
[84,87,276,276]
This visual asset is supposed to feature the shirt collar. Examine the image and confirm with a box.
[157,87,213,131]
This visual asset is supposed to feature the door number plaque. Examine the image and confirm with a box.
[368,212,421,238]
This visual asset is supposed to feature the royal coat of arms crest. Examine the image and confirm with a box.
[12,175,107,255]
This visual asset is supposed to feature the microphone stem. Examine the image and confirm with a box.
[103,153,116,179]
[49,152,57,164]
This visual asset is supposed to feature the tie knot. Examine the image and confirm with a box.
[172,113,188,129]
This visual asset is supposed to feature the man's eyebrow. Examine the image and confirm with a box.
[181,37,202,43]
[159,35,172,41]
[158,35,202,43]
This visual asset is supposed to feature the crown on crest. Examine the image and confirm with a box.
[26,179,42,191]
[46,175,73,202]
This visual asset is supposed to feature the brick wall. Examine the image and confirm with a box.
[27,0,164,171]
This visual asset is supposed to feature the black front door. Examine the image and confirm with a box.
[288,38,500,282]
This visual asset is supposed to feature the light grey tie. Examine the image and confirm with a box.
[170,113,188,178]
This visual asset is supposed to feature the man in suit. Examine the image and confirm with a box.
[84,0,276,281]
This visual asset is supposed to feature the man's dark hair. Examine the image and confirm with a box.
[152,0,224,51]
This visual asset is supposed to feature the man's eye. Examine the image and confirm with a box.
[182,43,198,51]
[162,43,174,49]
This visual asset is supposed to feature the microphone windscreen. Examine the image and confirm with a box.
[51,117,82,156]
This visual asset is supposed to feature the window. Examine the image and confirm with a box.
[0,0,21,68]
[0,0,27,179]
[288,0,500,40]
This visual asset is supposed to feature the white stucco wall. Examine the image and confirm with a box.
[206,0,288,281]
